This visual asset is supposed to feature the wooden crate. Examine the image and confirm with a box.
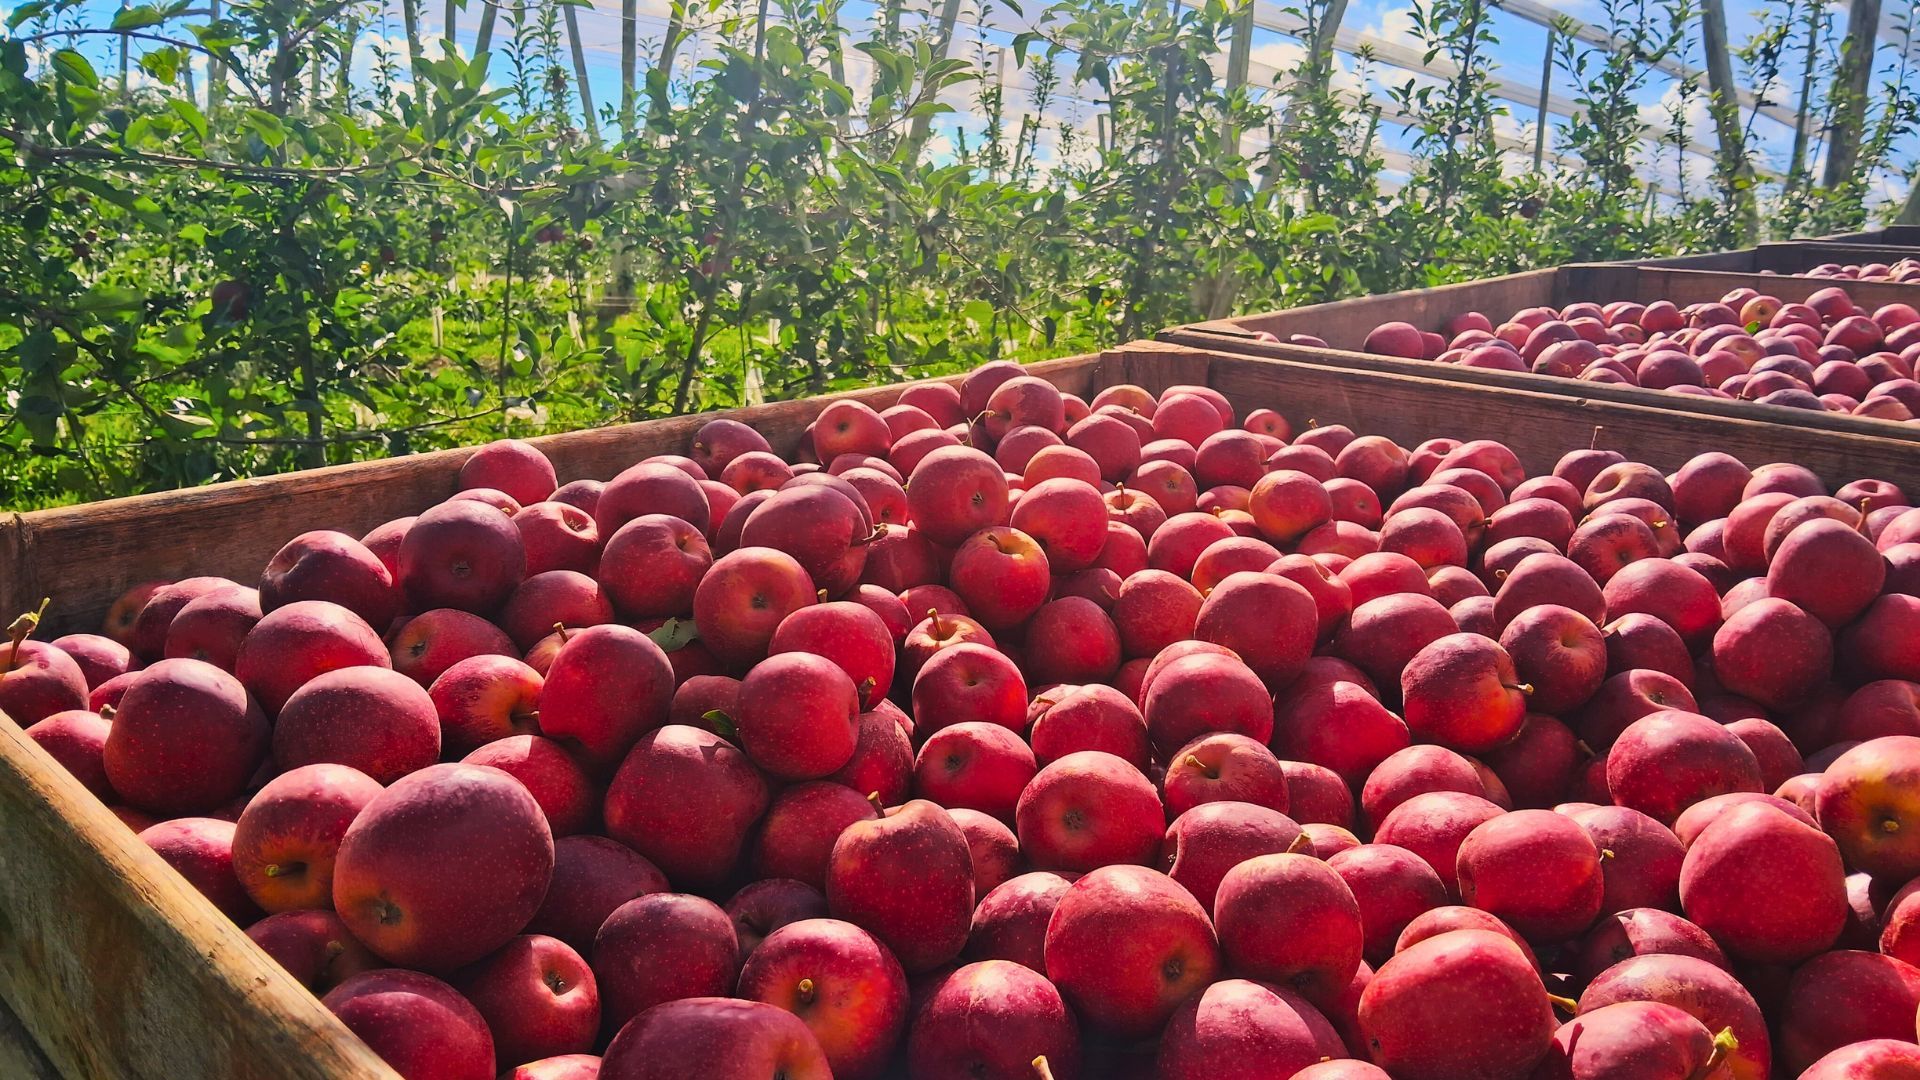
[1161,262,1920,447]
[1630,241,1920,278]
[1816,225,1920,246]
[0,348,1154,1080]
[6,339,1918,1080]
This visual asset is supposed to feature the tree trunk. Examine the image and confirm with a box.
[118,0,130,101]
[401,0,425,69]
[1822,0,1883,189]
[1308,0,1350,90]
[336,16,358,110]
[445,0,459,51]
[1788,0,1822,181]
[1278,0,1349,132]
[621,0,641,133]
[1897,170,1920,223]
[566,2,599,140]
[1203,0,1256,319]
[207,0,226,115]
[901,0,965,163]
[1532,26,1556,171]
[825,0,852,135]
[1700,0,1761,238]
[473,0,500,57]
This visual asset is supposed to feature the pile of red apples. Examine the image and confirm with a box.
[1285,285,1920,422]
[8,357,1920,1080]
[1805,259,1920,285]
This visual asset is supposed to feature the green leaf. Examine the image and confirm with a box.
[51,49,99,88]
[70,285,145,314]
[8,2,52,29]
[702,709,737,740]
[111,5,169,30]
[648,617,701,652]
[169,98,208,140]
[17,331,57,376]
[244,109,286,148]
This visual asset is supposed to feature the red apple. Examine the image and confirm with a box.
[271,665,440,784]
[592,892,739,1030]
[1358,929,1554,1080]
[1015,750,1162,872]
[737,918,908,1080]
[826,799,974,973]
[1044,864,1220,1038]
[232,762,382,913]
[103,657,268,815]
[234,599,389,715]
[246,909,380,992]
[322,969,495,1080]
[456,934,599,1068]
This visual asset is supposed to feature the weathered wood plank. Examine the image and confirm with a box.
[1634,242,1920,274]
[0,993,60,1080]
[0,711,398,1080]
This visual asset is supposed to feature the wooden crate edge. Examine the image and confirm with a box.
[0,712,398,1080]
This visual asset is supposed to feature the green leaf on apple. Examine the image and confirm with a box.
[647,617,700,652]
[702,709,737,740]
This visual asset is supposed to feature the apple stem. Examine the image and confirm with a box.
[796,978,816,1005]
[928,609,944,637]
[552,622,571,642]
[1033,1056,1055,1080]
[1286,832,1313,854]
[1507,682,1534,696]
[866,791,885,814]
[1691,1027,1739,1080]
[1307,417,1319,429]
[1599,848,1615,861]
[98,704,115,720]
[5,598,50,671]
[1547,993,1579,1016]
[1589,425,1603,451]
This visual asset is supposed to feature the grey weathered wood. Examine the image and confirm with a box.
[0,994,60,1080]
[0,711,399,1080]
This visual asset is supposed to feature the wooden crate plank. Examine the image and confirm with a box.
[2,354,1112,636]
[1192,270,1563,350]
[1819,226,1920,246]
[1626,242,1920,274]
[0,994,60,1080]
[0,712,397,1080]
[1575,264,1920,308]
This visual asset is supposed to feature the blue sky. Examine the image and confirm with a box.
[7,0,1917,206]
